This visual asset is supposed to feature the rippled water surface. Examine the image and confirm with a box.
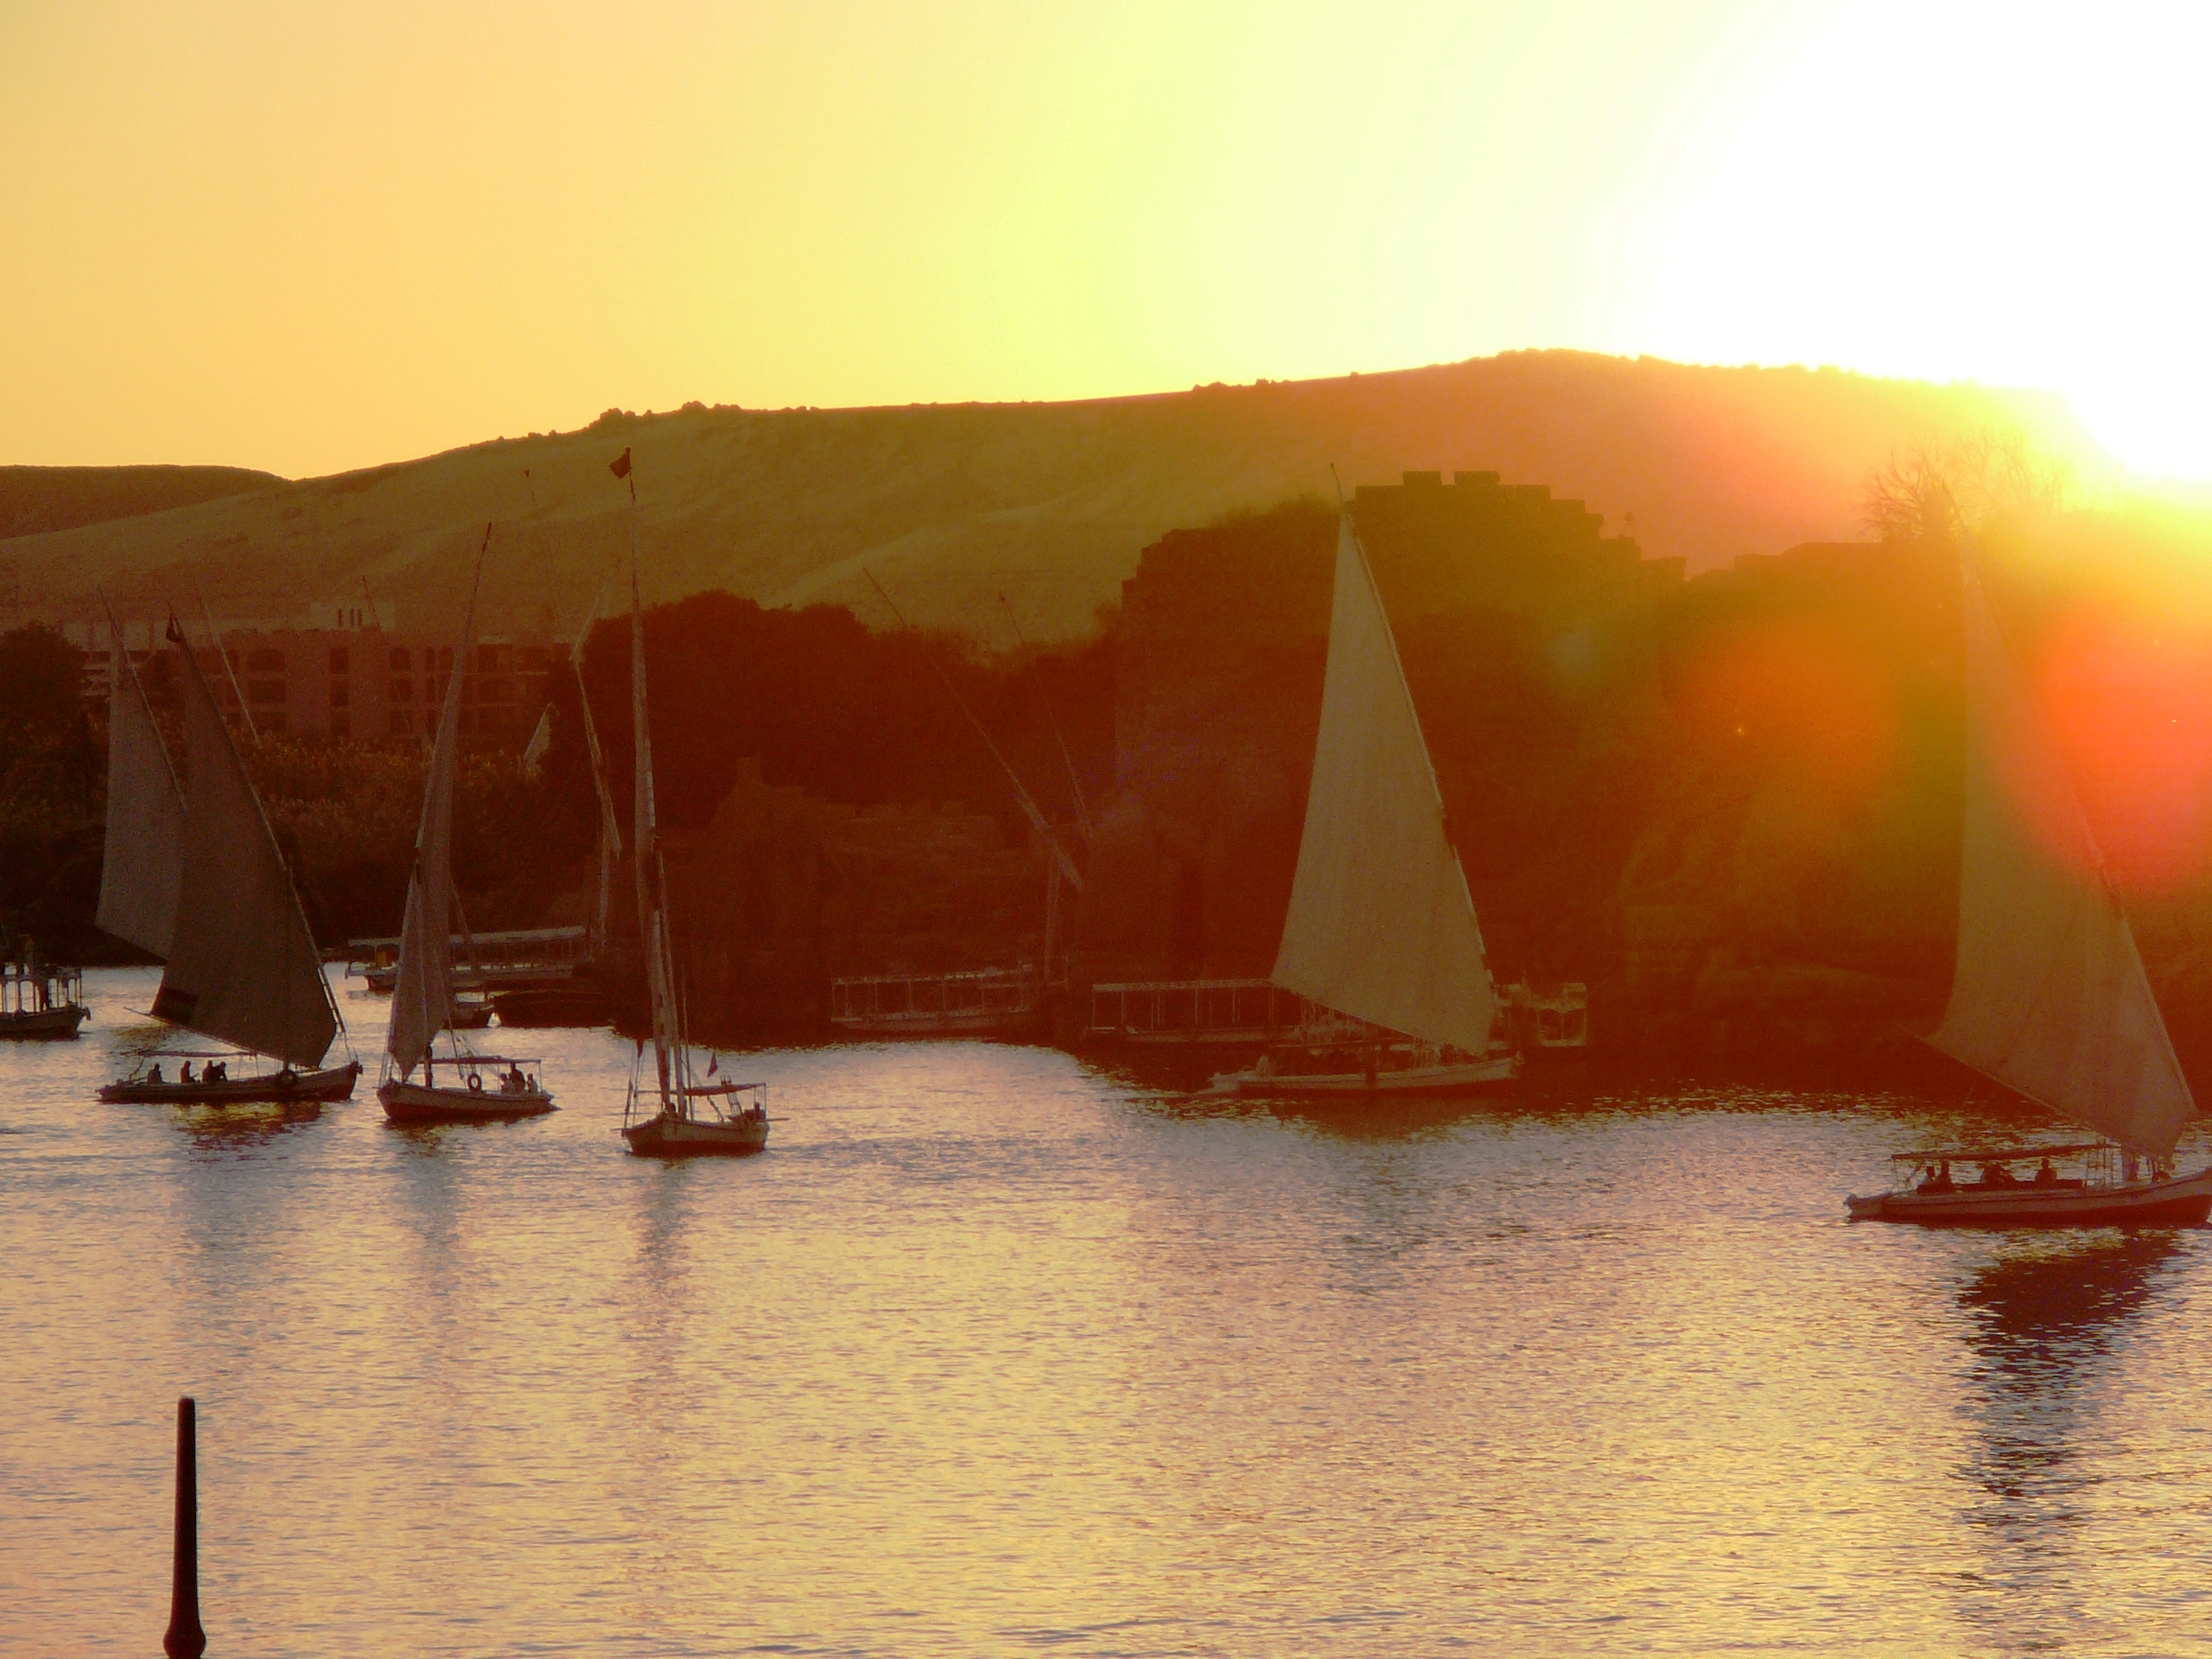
[9,969,2212,1655]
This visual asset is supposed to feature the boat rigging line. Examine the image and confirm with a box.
[861,568,1083,893]
[995,591,1094,844]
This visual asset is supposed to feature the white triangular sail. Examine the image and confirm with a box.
[1272,512,1499,1055]
[94,617,186,957]
[386,576,480,1077]
[1930,565,2196,1156]
[150,631,337,1069]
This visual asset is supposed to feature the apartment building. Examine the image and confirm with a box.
[73,617,565,743]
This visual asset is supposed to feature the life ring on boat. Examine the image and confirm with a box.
[467,1073,483,1092]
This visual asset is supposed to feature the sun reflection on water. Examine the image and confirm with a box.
[7,968,2212,1654]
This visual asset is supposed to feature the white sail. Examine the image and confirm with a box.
[386,578,480,1076]
[1930,565,2196,1156]
[1272,513,1499,1055]
[151,629,337,1069]
[94,618,186,957]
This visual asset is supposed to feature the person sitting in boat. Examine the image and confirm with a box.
[2033,1158,2058,1187]
[181,1061,195,1083]
[208,1059,226,1081]
[1918,1160,1954,1194]
[1977,1161,2019,1188]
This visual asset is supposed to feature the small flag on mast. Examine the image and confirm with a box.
[609,448,632,480]
[707,1054,718,1076]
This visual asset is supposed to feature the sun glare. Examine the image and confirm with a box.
[1627,0,2212,482]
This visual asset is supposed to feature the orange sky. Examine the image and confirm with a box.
[3,0,2205,481]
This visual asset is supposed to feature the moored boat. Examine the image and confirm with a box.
[445,994,495,1030]
[2,947,88,1039]
[829,966,1044,1039]
[490,980,612,1027]
[1848,546,2208,1226]
[1217,1039,1517,1098]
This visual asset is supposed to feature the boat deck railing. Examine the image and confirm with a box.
[830,967,1039,1021]
[3,957,84,1016]
[1087,979,1323,1044]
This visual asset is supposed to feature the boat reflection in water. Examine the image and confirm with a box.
[1950,1234,2187,1647]
[162,1099,327,1152]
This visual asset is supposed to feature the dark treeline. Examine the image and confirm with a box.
[0,596,1117,957]
[545,591,1114,841]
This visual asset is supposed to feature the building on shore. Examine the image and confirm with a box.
[66,613,563,743]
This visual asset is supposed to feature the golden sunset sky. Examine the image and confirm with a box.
[3,0,2204,480]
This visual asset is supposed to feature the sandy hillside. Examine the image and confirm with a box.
[3,351,2095,641]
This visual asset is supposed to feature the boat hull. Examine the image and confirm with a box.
[490,987,611,1027]
[622,1111,770,1157]
[1,1005,89,1039]
[1847,1166,2212,1227]
[1220,1052,1521,1098]
[99,1061,363,1105]
[378,1078,556,1122]
[829,1010,1039,1039]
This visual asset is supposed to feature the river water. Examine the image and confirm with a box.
[7,968,2212,1656]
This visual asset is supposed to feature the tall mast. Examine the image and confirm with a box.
[616,447,680,1107]
[523,467,624,953]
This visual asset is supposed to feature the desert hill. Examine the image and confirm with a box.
[3,351,2098,640]
[0,464,282,542]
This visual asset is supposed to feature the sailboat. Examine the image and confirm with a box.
[611,452,770,1156]
[99,615,360,1104]
[1215,508,1519,1098]
[378,547,555,1124]
[1847,552,2212,1225]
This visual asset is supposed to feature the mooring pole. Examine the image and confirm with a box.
[163,1396,207,1659]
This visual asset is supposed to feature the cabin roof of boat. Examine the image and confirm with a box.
[130,1048,264,1058]
[427,1054,540,1065]
[683,1082,763,1095]
[1889,1141,2110,1163]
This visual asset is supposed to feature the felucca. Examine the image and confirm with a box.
[100,616,360,1104]
[94,602,186,963]
[378,541,555,1124]
[1216,507,1519,1098]
[610,449,769,1156]
[1848,552,2212,1225]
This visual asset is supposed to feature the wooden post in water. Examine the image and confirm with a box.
[163,1396,207,1659]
